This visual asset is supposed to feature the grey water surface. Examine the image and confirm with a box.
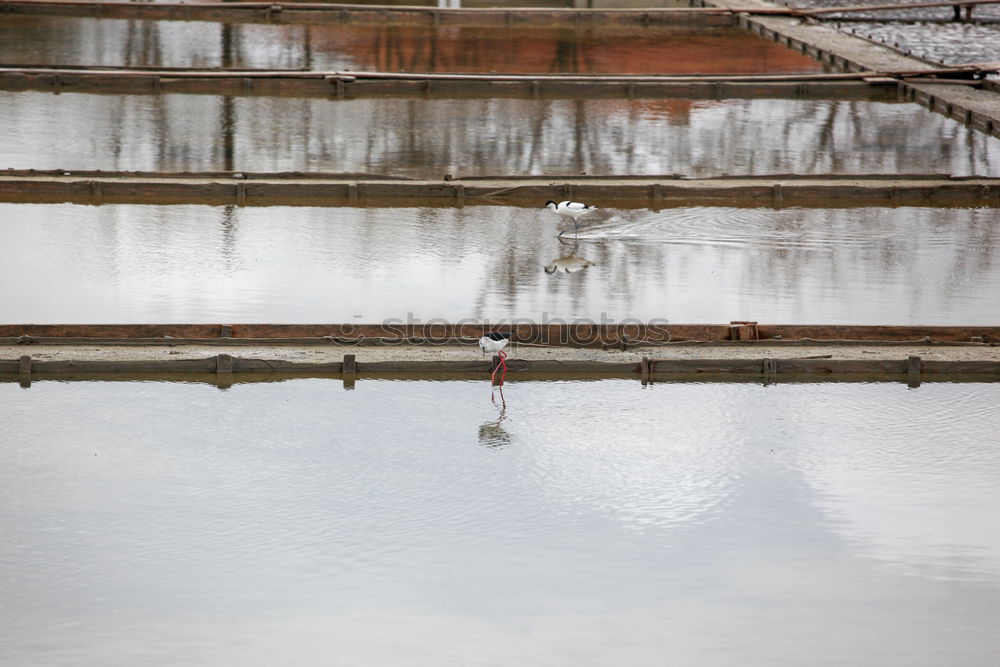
[1,203,998,324]
[0,17,822,74]
[2,92,999,177]
[1,379,998,666]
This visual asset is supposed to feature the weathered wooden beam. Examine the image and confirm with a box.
[2,173,999,207]
[2,355,997,381]
[0,67,916,100]
[2,323,999,344]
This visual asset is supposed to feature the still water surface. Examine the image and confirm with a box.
[1,379,998,666]
[1,203,997,324]
[0,17,823,74]
[2,92,998,177]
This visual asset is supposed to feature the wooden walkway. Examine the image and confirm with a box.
[5,323,998,385]
[692,0,1000,138]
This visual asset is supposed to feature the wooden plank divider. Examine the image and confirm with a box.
[1,356,999,383]
[4,172,998,207]
[2,323,999,344]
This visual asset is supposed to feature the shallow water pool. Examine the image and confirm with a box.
[1,378,998,666]
[1,203,998,324]
[3,92,998,177]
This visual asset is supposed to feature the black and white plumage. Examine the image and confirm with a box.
[479,332,512,385]
[478,331,511,356]
[545,200,598,238]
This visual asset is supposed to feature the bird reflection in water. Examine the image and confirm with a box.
[478,386,511,448]
[545,241,595,274]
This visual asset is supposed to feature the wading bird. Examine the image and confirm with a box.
[479,331,512,386]
[546,200,598,238]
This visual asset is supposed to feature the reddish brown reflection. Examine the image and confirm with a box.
[308,25,826,74]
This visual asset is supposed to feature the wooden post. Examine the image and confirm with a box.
[640,356,651,384]
[18,355,31,388]
[762,357,778,384]
[907,355,922,388]
[216,353,234,388]
[730,321,759,341]
[342,354,357,390]
[216,354,234,374]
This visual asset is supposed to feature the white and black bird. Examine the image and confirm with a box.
[479,331,512,385]
[545,200,598,238]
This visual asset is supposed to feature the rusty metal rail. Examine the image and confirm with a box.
[5,1,999,25]
[3,323,998,346]
[2,171,998,207]
[0,1,753,26]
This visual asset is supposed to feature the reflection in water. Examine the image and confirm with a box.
[784,384,1000,583]
[544,241,595,274]
[3,92,998,177]
[0,17,825,74]
[479,386,510,448]
[1,203,999,324]
[1,380,999,666]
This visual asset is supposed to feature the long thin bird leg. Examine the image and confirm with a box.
[490,352,503,384]
[498,350,508,387]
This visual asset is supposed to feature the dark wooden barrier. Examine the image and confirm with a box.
[0,67,908,100]
[2,172,998,208]
[2,323,998,345]
[3,354,998,386]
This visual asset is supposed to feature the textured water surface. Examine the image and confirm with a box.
[1,203,998,324]
[1,379,998,666]
[2,93,998,177]
[0,17,822,74]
